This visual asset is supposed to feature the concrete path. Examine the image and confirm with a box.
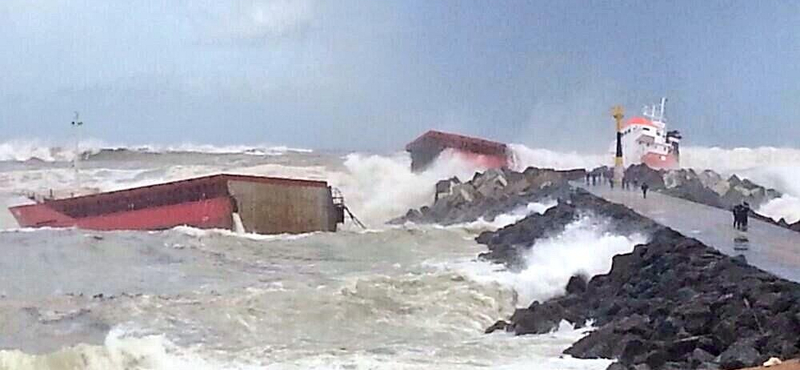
[578,184,800,282]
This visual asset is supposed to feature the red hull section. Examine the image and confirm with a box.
[9,174,342,233]
[642,152,679,170]
[11,197,232,231]
[406,130,510,172]
[450,150,509,169]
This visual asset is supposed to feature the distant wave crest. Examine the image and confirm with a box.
[0,139,312,162]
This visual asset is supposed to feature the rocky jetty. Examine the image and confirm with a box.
[619,164,782,211]
[389,167,583,226]
[618,164,800,233]
[482,190,800,370]
[588,164,783,214]
[476,188,661,268]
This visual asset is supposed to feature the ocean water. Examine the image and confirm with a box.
[0,141,797,369]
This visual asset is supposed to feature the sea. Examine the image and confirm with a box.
[0,140,798,370]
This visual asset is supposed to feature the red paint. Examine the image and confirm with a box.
[406,130,508,156]
[406,130,510,171]
[8,173,330,231]
[624,117,657,128]
[451,150,509,169]
[642,152,679,170]
[11,197,233,231]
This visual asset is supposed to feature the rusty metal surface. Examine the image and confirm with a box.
[227,180,337,234]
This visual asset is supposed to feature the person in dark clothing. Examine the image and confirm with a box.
[641,183,649,199]
[586,173,591,185]
[591,174,597,186]
[740,202,751,231]
[732,205,742,230]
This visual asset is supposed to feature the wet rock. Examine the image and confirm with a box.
[484,320,509,334]
[689,348,717,366]
[624,164,666,190]
[508,301,566,335]
[481,190,800,369]
[566,274,588,295]
[389,167,576,226]
[718,339,761,370]
[605,363,626,370]
[477,189,661,268]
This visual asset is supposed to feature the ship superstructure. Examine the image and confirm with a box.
[615,97,682,170]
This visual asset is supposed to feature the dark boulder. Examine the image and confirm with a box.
[508,301,566,335]
[566,274,588,295]
[484,320,509,334]
[717,339,761,370]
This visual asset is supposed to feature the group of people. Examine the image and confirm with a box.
[732,201,751,231]
[584,173,650,199]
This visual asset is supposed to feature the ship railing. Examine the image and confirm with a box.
[16,190,56,203]
[330,187,365,229]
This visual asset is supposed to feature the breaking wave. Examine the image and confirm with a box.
[329,150,492,225]
[127,143,313,156]
[508,144,606,171]
[0,139,311,162]
[0,139,105,162]
[0,327,220,370]
[445,201,558,232]
[458,216,647,307]
[3,138,797,225]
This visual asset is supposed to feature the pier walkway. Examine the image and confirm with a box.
[579,184,800,282]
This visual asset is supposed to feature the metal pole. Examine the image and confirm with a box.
[612,106,624,188]
[72,112,83,191]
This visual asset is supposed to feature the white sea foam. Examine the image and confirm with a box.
[447,201,558,232]
[509,144,607,171]
[132,143,313,156]
[0,139,311,162]
[3,140,798,225]
[0,326,234,370]
[328,150,490,226]
[0,138,105,162]
[457,216,646,306]
[171,225,317,241]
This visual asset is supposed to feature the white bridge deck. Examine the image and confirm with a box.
[578,184,800,282]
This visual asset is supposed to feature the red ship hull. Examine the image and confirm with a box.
[9,174,343,234]
[405,130,510,172]
[449,150,509,169]
[11,197,234,231]
[642,152,679,170]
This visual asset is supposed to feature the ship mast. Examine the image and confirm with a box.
[71,112,83,191]
[612,106,625,188]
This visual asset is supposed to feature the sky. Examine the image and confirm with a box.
[1,0,799,152]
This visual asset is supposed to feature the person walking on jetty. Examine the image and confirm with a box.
[740,202,751,231]
[641,183,649,199]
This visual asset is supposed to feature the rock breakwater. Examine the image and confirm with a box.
[480,189,800,370]
[390,167,582,226]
